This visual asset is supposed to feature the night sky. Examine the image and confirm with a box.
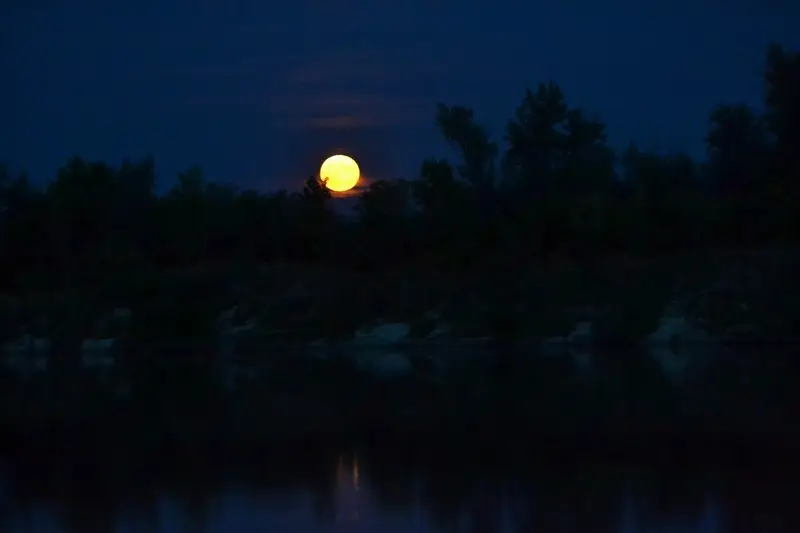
[2,1,798,193]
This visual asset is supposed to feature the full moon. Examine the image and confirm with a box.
[320,155,360,192]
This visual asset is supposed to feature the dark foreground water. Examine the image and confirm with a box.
[2,344,799,532]
[2,445,799,533]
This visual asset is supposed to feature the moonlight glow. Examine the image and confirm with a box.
[320,155,360,192]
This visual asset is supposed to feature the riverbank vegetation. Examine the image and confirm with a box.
[1,45,799,449]
[2,45,799,350]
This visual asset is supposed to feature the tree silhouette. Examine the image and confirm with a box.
[355,179,413,268]
[765,45,800,174]
[0,43,796,339]
[706,104,771,195]
[503,83,569,190]
[436,103,497,192]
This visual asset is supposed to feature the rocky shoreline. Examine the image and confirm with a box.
[2,249,797,404]
[0,303,727,377]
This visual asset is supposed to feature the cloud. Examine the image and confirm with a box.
[161,56,283,80]
[302,110,427,130]
[182,49,442,129]
[281,63,382,85]
[305,116,377,129]
[185,92,431,129]
[269,92,431,129]
[279,60,446,86]
[277,46,450,87]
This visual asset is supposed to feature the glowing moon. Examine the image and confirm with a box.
[320,155,360,192]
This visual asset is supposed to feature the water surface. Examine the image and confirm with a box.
[2,344,798,532]
[3,447,797,533]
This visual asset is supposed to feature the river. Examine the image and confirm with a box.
[2,444,797,533]
[2,344,798,532]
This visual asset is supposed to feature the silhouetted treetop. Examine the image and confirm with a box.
[0,43,797,288]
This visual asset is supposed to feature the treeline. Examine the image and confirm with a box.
[0,45,798,294]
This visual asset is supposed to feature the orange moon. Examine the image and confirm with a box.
[320,155,360,192]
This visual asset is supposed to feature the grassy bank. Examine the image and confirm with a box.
[1,247,798,464]
[1,246,799,349]
[2,342,797,464]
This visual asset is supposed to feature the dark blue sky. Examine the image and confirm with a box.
[2,1,798,193]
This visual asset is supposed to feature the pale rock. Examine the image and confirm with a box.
[112,307,132,321]
[648,346,690,385]
[2,335,49,371]
[31,355,47,371]
[221,363,260,391]
[425,310,442,321]
[423,326,451,340]
[307,338,329,348]
[647,314,708,344]
[216,309,258,357]
[216,306,238,325]
[541,336,568,347]
[80,338,117,367]
[417,311,451,341]
[355,351,412,378]
[570,348,593,372]
[3,334,50,356]
[282,282,311,303]
[419,353,449,376]
[231,320,257,335]
[541,320,593,345]
[353,322,410,345]
[566,321,593,343]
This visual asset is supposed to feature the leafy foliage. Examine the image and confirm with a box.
[0,45,798,341]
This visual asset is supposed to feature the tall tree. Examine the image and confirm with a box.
[503,83,613,193]
[355,179,413,266]
[435,104,497,192]
[412,158,471,252]
[503,83,568,189]
[705,104,771,195]
[297,175,335,261]
[765,45,800,176]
